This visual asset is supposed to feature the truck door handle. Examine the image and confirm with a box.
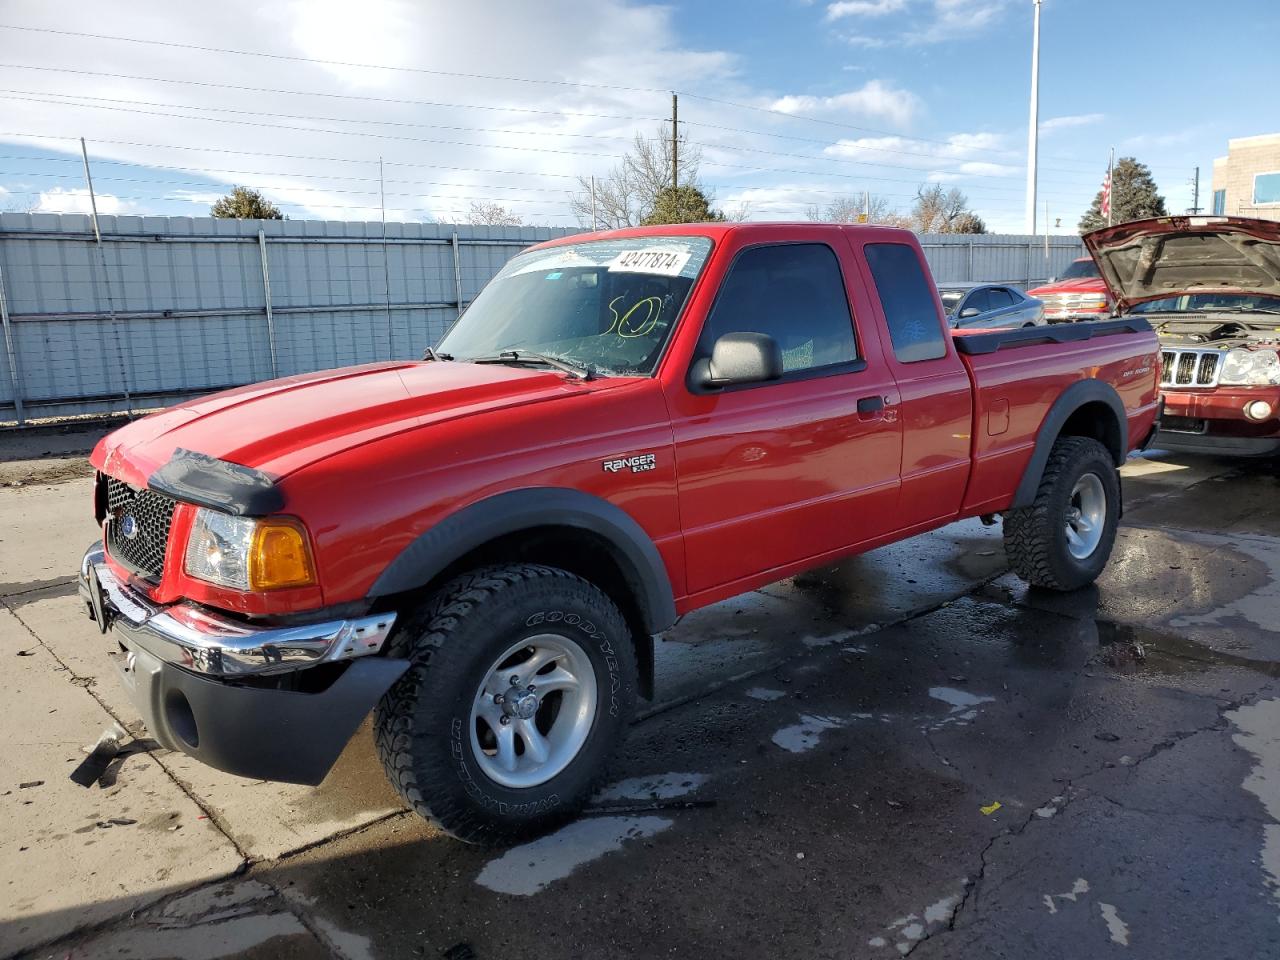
[857,395,885,415]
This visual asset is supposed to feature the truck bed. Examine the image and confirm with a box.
[954,319,1161,516]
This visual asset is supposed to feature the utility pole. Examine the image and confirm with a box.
[80,137,131,415]
[670,92,679,192]
[1024,0,1042,235]
[863,190,870,223]
[590,175,598,229]
[1188,165,1202,214]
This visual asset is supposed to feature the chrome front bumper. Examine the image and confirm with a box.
[78,541,409,785]
[79,543,396,677]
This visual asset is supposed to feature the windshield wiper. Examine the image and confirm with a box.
[469,350,596,380]
[422,346,454,361]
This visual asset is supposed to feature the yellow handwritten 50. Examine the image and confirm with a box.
[607,296,664,338]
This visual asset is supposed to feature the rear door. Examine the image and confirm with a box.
[854,238,973,528]
[665,236,903,600]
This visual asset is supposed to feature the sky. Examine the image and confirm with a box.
[0,0,1275,234]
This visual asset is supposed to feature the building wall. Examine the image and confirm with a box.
[1210,134,1280,222]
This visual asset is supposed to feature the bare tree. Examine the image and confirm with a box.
[807,194,908,226]
[910,184,986,234]
[1,194,40,213]
[465,201,524,227]
[571,127,704,229]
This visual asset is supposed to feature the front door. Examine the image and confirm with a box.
[665,239,903,601]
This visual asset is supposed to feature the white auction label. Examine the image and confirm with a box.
[607,248,693,276]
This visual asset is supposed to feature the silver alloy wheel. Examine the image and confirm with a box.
[469,633,598,789]
[1064,472,1106,560]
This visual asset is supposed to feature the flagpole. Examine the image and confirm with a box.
[1107,147,1114,227]
[1024,0,1042,234]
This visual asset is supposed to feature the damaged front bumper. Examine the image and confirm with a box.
[78,542,408,785]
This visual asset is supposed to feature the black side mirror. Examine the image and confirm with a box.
[959,307,982,319]
[691,332,784,389]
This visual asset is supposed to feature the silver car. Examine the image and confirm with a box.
[939,283,1045,328]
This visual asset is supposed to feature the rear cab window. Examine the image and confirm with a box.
[695,242,858,380]
[863,243,948,362]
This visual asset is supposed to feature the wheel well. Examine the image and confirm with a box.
[408,525,655,698]
[1058,400,1123,465]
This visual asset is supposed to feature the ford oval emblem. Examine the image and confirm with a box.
[118,514,139,540]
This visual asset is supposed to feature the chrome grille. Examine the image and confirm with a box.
[1159,348,1223,388]
[104,477,176,580]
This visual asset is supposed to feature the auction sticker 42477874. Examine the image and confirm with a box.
[607,249,692,276]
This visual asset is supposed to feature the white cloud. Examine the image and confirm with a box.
[35,186,136,214]
[906,0,1012,44]
[825,130,1009,163]
[769,80,920,126]
[826,0,907,19]
[0,0,739,224]
[1040,113,1104,134]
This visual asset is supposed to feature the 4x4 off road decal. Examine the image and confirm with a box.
[602,453,656,474]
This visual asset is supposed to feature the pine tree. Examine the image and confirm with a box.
[211,186,284,220]
[640,186,726,226]
[1079,157,1167,233]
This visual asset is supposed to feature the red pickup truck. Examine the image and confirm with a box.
[80,223,1159,842]
[1026,256,1112,323]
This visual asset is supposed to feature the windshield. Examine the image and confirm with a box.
[437,235,714,376]
[938,289,966,313]
[1129,293,1280,315]
[1059,258,1101,280]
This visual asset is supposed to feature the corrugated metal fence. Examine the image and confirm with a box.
[0,214,1083,425]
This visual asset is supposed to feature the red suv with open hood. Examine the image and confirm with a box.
[1084,216,1280,456]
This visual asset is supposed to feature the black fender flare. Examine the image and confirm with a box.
[367,487,678,635]
[1012,379,1126,508]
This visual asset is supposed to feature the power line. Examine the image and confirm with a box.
[0,60,1126,176]
[0,135,1095,209]
[0,24,666,94]
[0,88,647,143]
[0,27,1161,173]
[1,94,1101,197]
[0,62,667,125]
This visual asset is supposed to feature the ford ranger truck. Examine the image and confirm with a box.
[1084,216,1280,456]
[79,224,1160,843]
[1026,256,1112,323]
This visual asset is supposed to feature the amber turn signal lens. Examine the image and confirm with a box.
[249,519,316,590]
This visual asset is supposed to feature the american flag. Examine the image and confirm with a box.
[1100,168,1112,220]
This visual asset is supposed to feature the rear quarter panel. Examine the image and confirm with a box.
[958,329,1160,515]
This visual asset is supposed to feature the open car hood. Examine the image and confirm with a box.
[1083,216,1280,313]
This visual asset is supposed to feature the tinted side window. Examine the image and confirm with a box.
[988,288,1017,309]
[864,243,947,362]
[700,243,857,374]
[964,289,991,314]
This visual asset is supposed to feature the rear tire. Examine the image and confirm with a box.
[374,564,637,844]
[1003,436,1119,591]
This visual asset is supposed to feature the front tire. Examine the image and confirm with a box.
[374,564,637,844]
[1002,436,1120,591]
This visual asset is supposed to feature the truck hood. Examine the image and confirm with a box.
[1026,276,1106,297]
[95,361,624,485]
[1083,216,1280,313]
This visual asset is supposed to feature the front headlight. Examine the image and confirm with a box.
[1076,294,1108,308]
[1219,348,1280,386]
[184,508,316,591]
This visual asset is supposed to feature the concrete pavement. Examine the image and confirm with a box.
[2,448,1279,959]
